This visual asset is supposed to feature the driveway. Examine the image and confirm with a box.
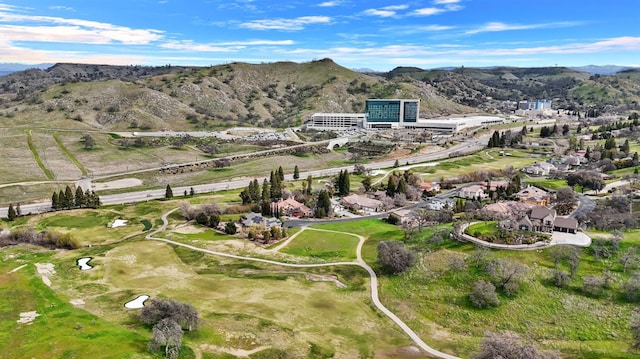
[550,231,592,247]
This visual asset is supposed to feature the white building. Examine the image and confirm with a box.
[305,113,365,130]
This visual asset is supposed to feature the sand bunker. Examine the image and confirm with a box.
[17,311,40,325]
[77,257,93,270]
[111,219,128,228]
[125,295,149,309]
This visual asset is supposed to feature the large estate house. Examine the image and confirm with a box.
[515,206,578,234]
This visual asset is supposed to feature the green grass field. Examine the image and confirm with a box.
[280,229,360,261]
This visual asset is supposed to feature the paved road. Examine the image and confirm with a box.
[0,135,489,218]
[147,209,460,359]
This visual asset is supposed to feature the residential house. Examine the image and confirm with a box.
[521,162,556,176]
[553,217,579,233]
[275,198,311,218]
[341,194,384,212]
[528,206,556,232]
[418,182,441,193]
[517,186,552,206]
[482,201,532,217]
[481,180,510,191]
[458,184,487,200]
[240,212,282,230]
[425,198,454,211]
[391,209,415,225]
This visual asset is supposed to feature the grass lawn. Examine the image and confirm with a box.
[280,229,360,261]
[466,221,499,236]
[525,178,572,191]
[0,248,151,359]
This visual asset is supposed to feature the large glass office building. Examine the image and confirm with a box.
[364,99,420,128]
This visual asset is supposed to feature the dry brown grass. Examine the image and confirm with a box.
[0,128,49,183]
[31,131,81,180]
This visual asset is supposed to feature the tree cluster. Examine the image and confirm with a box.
[314,189,332,218]
[565,171,605,193]
[377,240,416,274]
[51,185,100,210]
[239,167,287,216]
[473,331,560,359]
[0,227,79,249]
[585,195,636,230]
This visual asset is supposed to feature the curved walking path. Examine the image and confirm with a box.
[147,209,459,359]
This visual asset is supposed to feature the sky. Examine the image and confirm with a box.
[0,0,639,71]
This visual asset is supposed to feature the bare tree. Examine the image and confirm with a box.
[487,259,528,296]
[553,269,571,288]
[149,318,183,359]
[620,248,640,273]
[469,280,499,308]
[377,240,416,274]
[473,331,560,359]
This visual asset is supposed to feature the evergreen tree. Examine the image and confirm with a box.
[386,176,397,197]
[261,179,270,202]
[209,214,220,228]
[396,176,407,195]
[7,203,16,221]
[58,189,66,209]
[306,175,313,195]
[16,203,21,217]
[315,190,331,218]
[190,187,195,197]
[633,152,639,166]
[621,139,631,154]
[165,184,174,199]
[75,186,85,207]
[277,166,284,181]
[51,191,59,210]
[250,179,260,202]
[84,188,92,207]
[343,170,350,195]
[64,185,74,209]
[293,165,300,180]
[393,159,399,168]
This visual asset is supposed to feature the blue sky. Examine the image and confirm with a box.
[1,0,639,70]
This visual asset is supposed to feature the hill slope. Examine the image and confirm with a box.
[0,59,474,131]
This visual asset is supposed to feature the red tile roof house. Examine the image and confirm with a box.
[418,182,441,193]
[275,198,312,218]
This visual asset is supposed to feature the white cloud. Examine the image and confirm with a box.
[240,16,331,31]
[433,0,460,4]
[382,5,409,10]
[49,6,75,11]
[317,1,339,6]
[0,11,164,44]
[362,9,396,17]
[465,21,582,35]
[412,7,445,16]
[160,39,295,52]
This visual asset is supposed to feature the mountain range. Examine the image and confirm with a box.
[0,59,638,133]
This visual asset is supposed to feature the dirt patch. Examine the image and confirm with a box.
[17,311,40,325]
[238,269,347,288]
[199,344,271,357]
[70,298,85,307]
[93,178,143,191]
[35,262,56,276]
[173,224,205,234]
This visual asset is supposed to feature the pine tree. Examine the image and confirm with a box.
[51,191,59,210]
[393,159,399,168]
[261,179,270,202]
[190,187,195,196]
[7,203,16,221]
[277,166,284,181]
[342,170,350,195]
[396,176,407,195]
[306,175,313,195]
[293,165,300,180]
[75,186,85,207]
[64,186,74,209]
[165,184,173,199]
[16,203,21,217]
[84,188,92,207]
[58,189,66,209]
[386,176,397,197]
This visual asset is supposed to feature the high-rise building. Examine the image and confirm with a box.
[364,99,420,128]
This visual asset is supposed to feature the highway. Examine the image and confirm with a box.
[0,133,490,218]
